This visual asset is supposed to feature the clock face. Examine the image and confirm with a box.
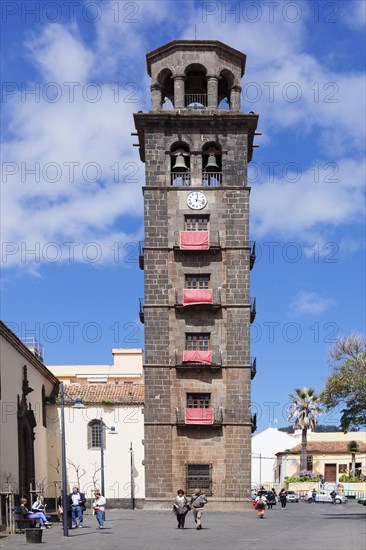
[186,191,208,210]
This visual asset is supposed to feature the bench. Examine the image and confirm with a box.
[14,512,38,532]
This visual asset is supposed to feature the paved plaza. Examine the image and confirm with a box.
[1,501,365,550]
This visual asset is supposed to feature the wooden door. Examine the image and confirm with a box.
[324,464,337,482]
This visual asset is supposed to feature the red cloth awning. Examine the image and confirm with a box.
[182,350,212,365]
[183,289,213,306]
[179,231,209,250]
[185,407,214,425]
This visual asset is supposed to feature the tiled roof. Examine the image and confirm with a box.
[280,441,366,455]
[56,383,144,405]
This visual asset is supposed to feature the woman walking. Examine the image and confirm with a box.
[173,489,190,529]
[92,491,106,529]
[279,488,287,510]
[254,494,267,519]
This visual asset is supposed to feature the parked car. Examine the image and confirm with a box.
[306,490,347,504]
[287,491,299,503]
[357,497,366,506]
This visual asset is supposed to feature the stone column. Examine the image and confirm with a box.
[230,85,242,111]
[150,84,162,110]
[173,75,185,108]
[207,75,219,108]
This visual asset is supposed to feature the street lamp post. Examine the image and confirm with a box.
[60,383,85,537]
[99,418,117,499]
[129,442,135,510]
[60,384,68,538]
[100,417,105,497]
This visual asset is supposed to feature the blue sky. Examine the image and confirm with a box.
[1,0,365,431]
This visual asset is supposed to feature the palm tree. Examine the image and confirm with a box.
[348,440,360,478]
[288,387,322,471]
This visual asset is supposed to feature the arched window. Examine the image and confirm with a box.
[202,142,222,186]
[157,68,174,108]
[170,142,190,186]
[87,419,105,450]
[218,69,235,109]
[184,63,207,107]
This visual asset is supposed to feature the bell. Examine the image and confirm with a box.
[172,154,188,172]
[205,154,219,172]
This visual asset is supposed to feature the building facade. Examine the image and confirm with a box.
[0,321,59,501]
[135,40,259,509]
[275,434,366,486]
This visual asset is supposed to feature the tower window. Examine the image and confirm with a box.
[186,333,210,350]
[185,216,209,231]
[185,275,210,289]
[186,464,212,495]
[187,393,211,408]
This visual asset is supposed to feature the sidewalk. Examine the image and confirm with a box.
[0,503,364,550]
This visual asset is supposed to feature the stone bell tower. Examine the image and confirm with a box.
[134,40,259,509]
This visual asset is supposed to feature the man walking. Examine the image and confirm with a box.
[191,487,207,530]
[330,489,337,505]
[69,487,87,528]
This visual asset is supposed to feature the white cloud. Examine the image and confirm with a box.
[2,2,365,272]
[343,0,366,29]
[289,291,336,316]
[25,24,94,83]
[250,158,365,239]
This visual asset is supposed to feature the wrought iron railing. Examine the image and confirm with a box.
[175,350,222,367]
[139,241,144,270]
[250,240,256,270]
[171,172,191,186]
[250,297,256,323]
[185,94,207,107]
[139,299,144,323]
[174,288,221,308]
[173,231,221,249]
[176,407,223,425]
[250,357,257,380]
[202,172,222,186]
[251,413,257,433]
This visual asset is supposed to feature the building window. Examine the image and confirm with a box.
[185,275,210,289]
[88,420,105,450]
[185,215,209,231]
[338,464,347,473]
[186,333,210,350]
[187,393,211,408]
[306,456,313,472]
[186,464,212,495]
[41,385,47,428]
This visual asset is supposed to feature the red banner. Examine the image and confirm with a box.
[179,231,209,250]
[185,407,214,425]
[183,289,213,306]
[182,350,212,364]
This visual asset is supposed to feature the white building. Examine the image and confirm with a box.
[251,427,299,488]
[46,349,145,507]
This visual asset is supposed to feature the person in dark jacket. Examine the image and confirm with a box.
[68,487,87,528]
[19,498,51,528]
[266,490,276,509]
[279,488,287,510]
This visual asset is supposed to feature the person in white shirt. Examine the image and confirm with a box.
[93,491,106,529]
[68,487,87,528]
[173,489,190,529]
[32,495,52,521]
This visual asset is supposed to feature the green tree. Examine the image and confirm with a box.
[288,387,322,471]
[320,334,366,432]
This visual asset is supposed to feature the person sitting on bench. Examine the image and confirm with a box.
[20,498,51,529]
[32,495,52,521]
